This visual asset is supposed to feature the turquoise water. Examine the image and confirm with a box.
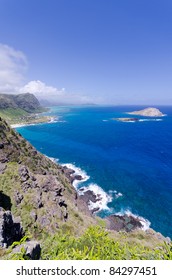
[17,106,172,238]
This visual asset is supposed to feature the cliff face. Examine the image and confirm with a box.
[0,117,94,244]
[0,93,43,113]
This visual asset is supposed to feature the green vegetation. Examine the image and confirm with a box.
[0,93,47,124]
[5,227,172,260]
[0,108,29,120]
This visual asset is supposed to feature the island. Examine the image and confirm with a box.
[113,117,139,122]
[127,107,165,117]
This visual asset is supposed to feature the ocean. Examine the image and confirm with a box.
[16,106,172,238]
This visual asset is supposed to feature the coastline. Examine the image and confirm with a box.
[10,116,59,128]
[12,106,172,238]
[50,158,152,233]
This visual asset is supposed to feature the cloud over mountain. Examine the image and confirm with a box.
[0,43,92,104]
[19,80,65,96]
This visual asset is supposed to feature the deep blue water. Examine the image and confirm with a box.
[16,106,172,238]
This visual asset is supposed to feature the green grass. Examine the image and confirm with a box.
[0,108,28,121]
[0,107,49,125]
[6,226,172,260]
[40,226,172,260]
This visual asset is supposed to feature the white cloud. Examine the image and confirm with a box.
[0,43,93,104]
[0,43,27,93]
[19,80,94,104]
[19,80,64,96]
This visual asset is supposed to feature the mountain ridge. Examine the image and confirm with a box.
[0,93,43,113]
[0,93,52,125]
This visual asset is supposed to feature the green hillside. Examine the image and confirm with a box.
[0,93,46,124]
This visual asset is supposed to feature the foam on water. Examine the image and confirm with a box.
[61,164,117,212]
[11,117,61,128]
[78,183,112,212]
[46,154,151,229]
[139,118,163,122]
[47,156,59,163]
[62,163,90,189]
[108,190,123,199]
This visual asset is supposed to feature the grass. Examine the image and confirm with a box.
[39,226,172,260]
[0,108,28,121]
[0,107,51,125]
[6,226,172,260]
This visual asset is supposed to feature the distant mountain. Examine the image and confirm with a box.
[0,93,43,113]
[39,98,97,107]
[0,93,48,124]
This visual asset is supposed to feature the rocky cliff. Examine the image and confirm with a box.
[0,117,95,246]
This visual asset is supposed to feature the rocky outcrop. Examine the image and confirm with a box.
[0,143,4,149]
[12,240,41,260]
[79,189,101,214]
[127,107,165,117]
[61,166,83,184]
[0,117,94,243]
[0,208,23,248]
[105,214,143,232]
[0,163,6,174]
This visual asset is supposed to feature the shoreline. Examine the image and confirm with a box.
[55,159,152,233]
[10,116,59,128]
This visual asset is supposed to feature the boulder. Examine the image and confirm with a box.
[13,240,41,260]
[0,208,23,247]
[0,163,6,174]
[19,166,30,182]
[14,191,23,205]
[0,143,4,149]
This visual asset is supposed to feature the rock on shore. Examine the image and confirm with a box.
[105,214,143,232]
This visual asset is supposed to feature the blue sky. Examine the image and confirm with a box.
[0,0,172,104]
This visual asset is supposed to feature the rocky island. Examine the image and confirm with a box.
[127,107,165,117]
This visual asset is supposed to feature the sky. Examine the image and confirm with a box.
[0,0,172,105]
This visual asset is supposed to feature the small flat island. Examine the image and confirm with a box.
[113,117,139,122]
[127,107,165,117]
